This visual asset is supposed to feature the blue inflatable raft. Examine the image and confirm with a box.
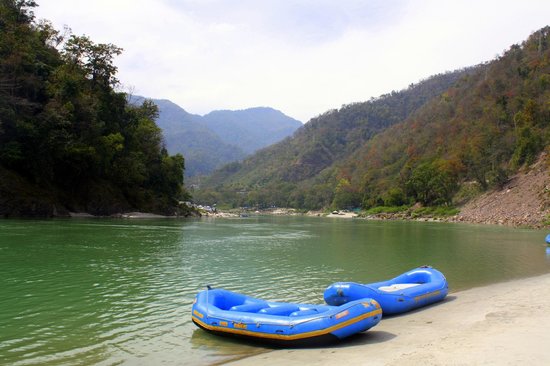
[324,266,448,315]
[192,287,382,346]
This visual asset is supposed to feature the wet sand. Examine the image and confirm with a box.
[228,273,550,365]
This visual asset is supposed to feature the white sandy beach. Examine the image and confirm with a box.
[325,212,358,218]
[229,273,550,365]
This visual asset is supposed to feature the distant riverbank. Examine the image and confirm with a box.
[206,206,548,229]
[200,153,550,228]
[65,210,201,219]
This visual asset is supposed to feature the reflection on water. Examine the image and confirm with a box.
[0,217,548,365]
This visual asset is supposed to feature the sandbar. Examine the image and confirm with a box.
[229,273,550,365]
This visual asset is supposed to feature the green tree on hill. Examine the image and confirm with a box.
[0,0,190,216]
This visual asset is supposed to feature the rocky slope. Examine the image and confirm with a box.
[457,153,550,227]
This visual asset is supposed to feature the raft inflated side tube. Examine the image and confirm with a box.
[545,234,550,244]
[191,288,382,346]
[324,266,448,315]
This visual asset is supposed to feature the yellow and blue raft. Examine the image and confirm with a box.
[192,287,382,346]
[324,266,448,315]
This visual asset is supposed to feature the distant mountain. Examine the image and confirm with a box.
[148,98,203,134]
[131,97,302,177]
[203,107,303,154]
[144,98,247,177]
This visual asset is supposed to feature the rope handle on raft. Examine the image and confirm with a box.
[205,284,213,318]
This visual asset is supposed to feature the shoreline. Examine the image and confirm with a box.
[208,208,547,228]
[228,273,550,365]
[258,208,549,228]
[60,209,547,229]
[64,211,200,219]
[7,202,548,228]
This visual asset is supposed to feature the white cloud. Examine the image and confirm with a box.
[35,0,550,122]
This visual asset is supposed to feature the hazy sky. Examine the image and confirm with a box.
[35,0,550,122]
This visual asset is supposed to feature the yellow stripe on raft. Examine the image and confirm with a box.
[414,290,441,302]
[192,308,382,341]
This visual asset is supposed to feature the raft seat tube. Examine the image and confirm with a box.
[229,303,268,312]
[259,304,300,315]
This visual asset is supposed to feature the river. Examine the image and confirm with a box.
[1,216,548,365]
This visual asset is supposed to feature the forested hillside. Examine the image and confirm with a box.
[196,68,478,208]
[0,1,190,216]
[196,27,550,211]
[338,26,550,209]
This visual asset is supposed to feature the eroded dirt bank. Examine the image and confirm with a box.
[457,153,550,227]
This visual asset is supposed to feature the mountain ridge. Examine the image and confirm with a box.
[202,107,303,153]
[132,97,302,177]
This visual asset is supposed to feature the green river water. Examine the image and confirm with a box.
[1,216,549,365]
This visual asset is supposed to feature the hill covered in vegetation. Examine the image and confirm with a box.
[0,1,190,217]
[129,97,302,178]
[196,26,550,213]
[201,107,302,154]
[130,97,247,177]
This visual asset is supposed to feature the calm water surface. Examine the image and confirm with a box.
[0,216,549,365]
